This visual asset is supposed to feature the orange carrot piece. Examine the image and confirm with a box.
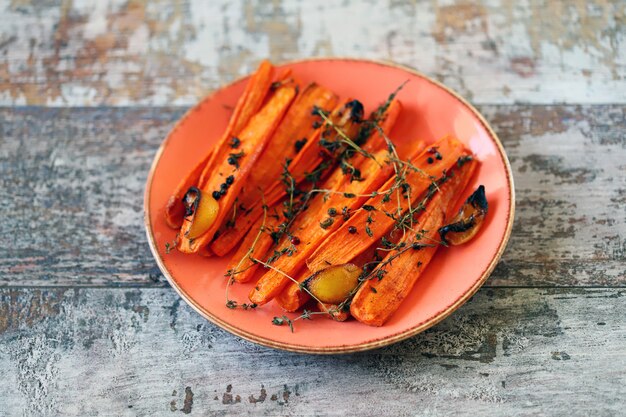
[164,151,213,229]
[307,135,468,273]
[238,83,338,207]
[361,99,402,154]
[274,268,311,311]
[197,60,275,188]
[166,61,273,228]
[210,98,359,256]
[225,209,281,283]
[176,82,298,253]
[318,302,350,321]
[350,158,478,326]
[249,108,416,306]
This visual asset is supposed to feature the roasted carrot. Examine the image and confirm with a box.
[225,205,282,283]
[249,107,418,306]
[164,151,213,229]
[276,137,432,311]
[210,98,361,256]
[197,60,275,188]
[176,81,298,253]
[360,99,402,154]
[238,83,338,206]
[166,61,273,228]
[306,135,469,273]
[350,157,478,326]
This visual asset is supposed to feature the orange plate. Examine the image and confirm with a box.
[144,58,515,354]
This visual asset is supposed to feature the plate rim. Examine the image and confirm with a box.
[143,57,516,354]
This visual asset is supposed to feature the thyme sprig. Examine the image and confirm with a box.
[315,109,380,164]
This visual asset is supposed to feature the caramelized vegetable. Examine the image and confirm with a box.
[439,185,487,245]
[211,98,356,257]
[184,188,220,239]
[164,152,213,229]
[197,60,275,188]
[303,263,361,304]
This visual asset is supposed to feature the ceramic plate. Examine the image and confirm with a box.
[144,58,514,354]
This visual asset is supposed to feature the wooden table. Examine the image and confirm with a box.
[1,1,624,415]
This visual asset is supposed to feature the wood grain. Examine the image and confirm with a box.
[1,105,623,287]
[0,0,624,106]
[0,287,624,416]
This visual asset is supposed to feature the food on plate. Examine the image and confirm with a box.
[303,263,361,304]
[163,60,488,329]
[438,185,488,246]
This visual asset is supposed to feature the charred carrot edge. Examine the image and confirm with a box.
[350,158,478,326]
[177,81,298,253]
[249,106,413,306]
[306,135,468,273]
[210,98,356,257]
[197,60,275,189]
[164,151,213,229]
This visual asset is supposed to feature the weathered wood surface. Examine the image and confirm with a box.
[1,105,623,287]
[1,0,624,106]
[0,287,624,416]
[1,0,625,415]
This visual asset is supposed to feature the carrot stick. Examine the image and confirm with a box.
[249,106,416,306]
[164,151,213,229]
[350,157,478,326]
[238,83,338,206]
[225,206,282,283]
[276,235,381,312]
[176,81,298,253]
[197,60,275,188]
[361,99,402,153]
[165,61,273,228]
[210,98,360,256]
[274,137,431,309]
[306,135,468,273]
[211,98,400,256]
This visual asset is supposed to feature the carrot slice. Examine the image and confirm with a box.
[165,60,273,228]
[176,81,298,253]
[276,241,379,312]
[225,206,282,283]
[249,106,416,306]
[211,98,400,256]
[164,151,213,229]
[238,83,338,206]
[307,135,468,273]
[197,60,275,188]
[350,157,478,326]
[210,98,360,257]
[360,99,402,154]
